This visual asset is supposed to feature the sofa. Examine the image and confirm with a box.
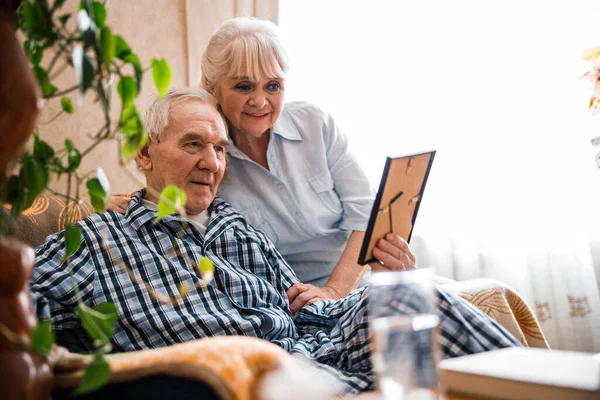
[5,194,549,399]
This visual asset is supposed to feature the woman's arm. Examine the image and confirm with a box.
[287,231,417,314]
[288,231,366,314]
[324,230,368,297]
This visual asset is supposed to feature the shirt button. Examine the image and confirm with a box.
[294,211,301,218]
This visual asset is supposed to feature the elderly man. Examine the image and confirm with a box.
[31,88,519,395]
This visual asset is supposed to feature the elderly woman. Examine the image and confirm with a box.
[200,17,416,312]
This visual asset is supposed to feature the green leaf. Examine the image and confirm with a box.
[30,320,55,358]
[91,1,107,28]
[121,133,147,160]
[79,0,93,13]
[21,1,39,31]
[33,66,58,98]
[151,58,172,98]
[4,176,26,220]
[65,138,75,152]
[114,35,131,59]
[33,135,55,163]
[123,53,142,92]
[49,157,64,178]
[120,105,147,159]
[75,302,118,345]
[197,257,214,275]
[96,83,111,127]
[99,27,115,67]
[119,104,142,135]
[24,40,43,66]
[78,15,97,48]
[86,169,110,213]
[60,96,74,114]
[117,76,137,107]
[65,224,82,256]
[20,153,49,207]
[65,139,81,171]
[154,185,187,223]
[86,179,106,212]
[81,54,95,93]
[67,149,81,172]
[74,354,110,395]
[20,1,50,40]
[97,85,110,118]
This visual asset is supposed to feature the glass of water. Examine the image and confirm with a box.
[367,269,441,400]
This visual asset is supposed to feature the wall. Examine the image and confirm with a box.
[37,0,188,195]
[36,0,278,196]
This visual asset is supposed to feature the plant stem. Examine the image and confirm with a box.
[45,188,79,203]
[80,136,107,158]
[46,46,66,76]
[52,84,79,98]
[38,110,64,125]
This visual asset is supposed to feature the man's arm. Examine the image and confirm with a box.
[31,229,96,330]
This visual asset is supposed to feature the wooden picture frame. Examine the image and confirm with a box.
[358,150,436,265]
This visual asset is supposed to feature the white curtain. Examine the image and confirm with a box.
[279,0,600,352]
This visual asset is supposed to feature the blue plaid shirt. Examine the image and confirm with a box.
[31,190,519,394]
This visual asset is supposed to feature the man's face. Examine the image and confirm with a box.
[141,100,229,215]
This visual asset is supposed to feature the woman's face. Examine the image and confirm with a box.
[215,75,285,140]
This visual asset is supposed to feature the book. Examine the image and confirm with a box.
[439,347,600,400]
[358,150,436,265]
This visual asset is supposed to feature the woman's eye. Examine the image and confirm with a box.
[234,83,252,92]
[267,82,281,91]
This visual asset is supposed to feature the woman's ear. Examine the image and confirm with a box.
[136,144,152,171]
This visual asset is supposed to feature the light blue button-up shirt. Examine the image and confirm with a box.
[217,102,374,286]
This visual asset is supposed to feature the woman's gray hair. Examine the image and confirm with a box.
[200,17,290,94]
[144,87,226,143]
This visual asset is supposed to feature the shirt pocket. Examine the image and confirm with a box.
[242,206,280,246]
[308,169,343,214]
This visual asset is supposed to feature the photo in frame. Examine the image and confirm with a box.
[358,150,436,265]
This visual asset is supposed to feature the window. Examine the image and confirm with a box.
[279,0,600,240]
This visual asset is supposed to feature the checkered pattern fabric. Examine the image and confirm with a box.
[31,191,520,394]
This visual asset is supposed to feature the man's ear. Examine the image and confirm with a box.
[136,144,152,171]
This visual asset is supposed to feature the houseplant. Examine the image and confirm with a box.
[0,0,202,396]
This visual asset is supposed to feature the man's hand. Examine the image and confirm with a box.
[369,233,417,272]
[105,195,129,213]
[286,284,343,315]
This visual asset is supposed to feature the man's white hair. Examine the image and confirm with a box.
[145,87,225,143]
[200,17,290,94]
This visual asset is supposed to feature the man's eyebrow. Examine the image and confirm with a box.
[179,133,204,143]
[179,133,231,147]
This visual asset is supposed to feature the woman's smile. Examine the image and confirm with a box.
[243,111,271,119]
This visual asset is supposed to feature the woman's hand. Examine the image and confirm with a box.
[369,233,416,272]
[105,195,129,213]
[286,283,342,315]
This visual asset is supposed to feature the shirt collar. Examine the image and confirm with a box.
[124,189,185,231]
[124,189,239,238]
[272,106,302,141]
